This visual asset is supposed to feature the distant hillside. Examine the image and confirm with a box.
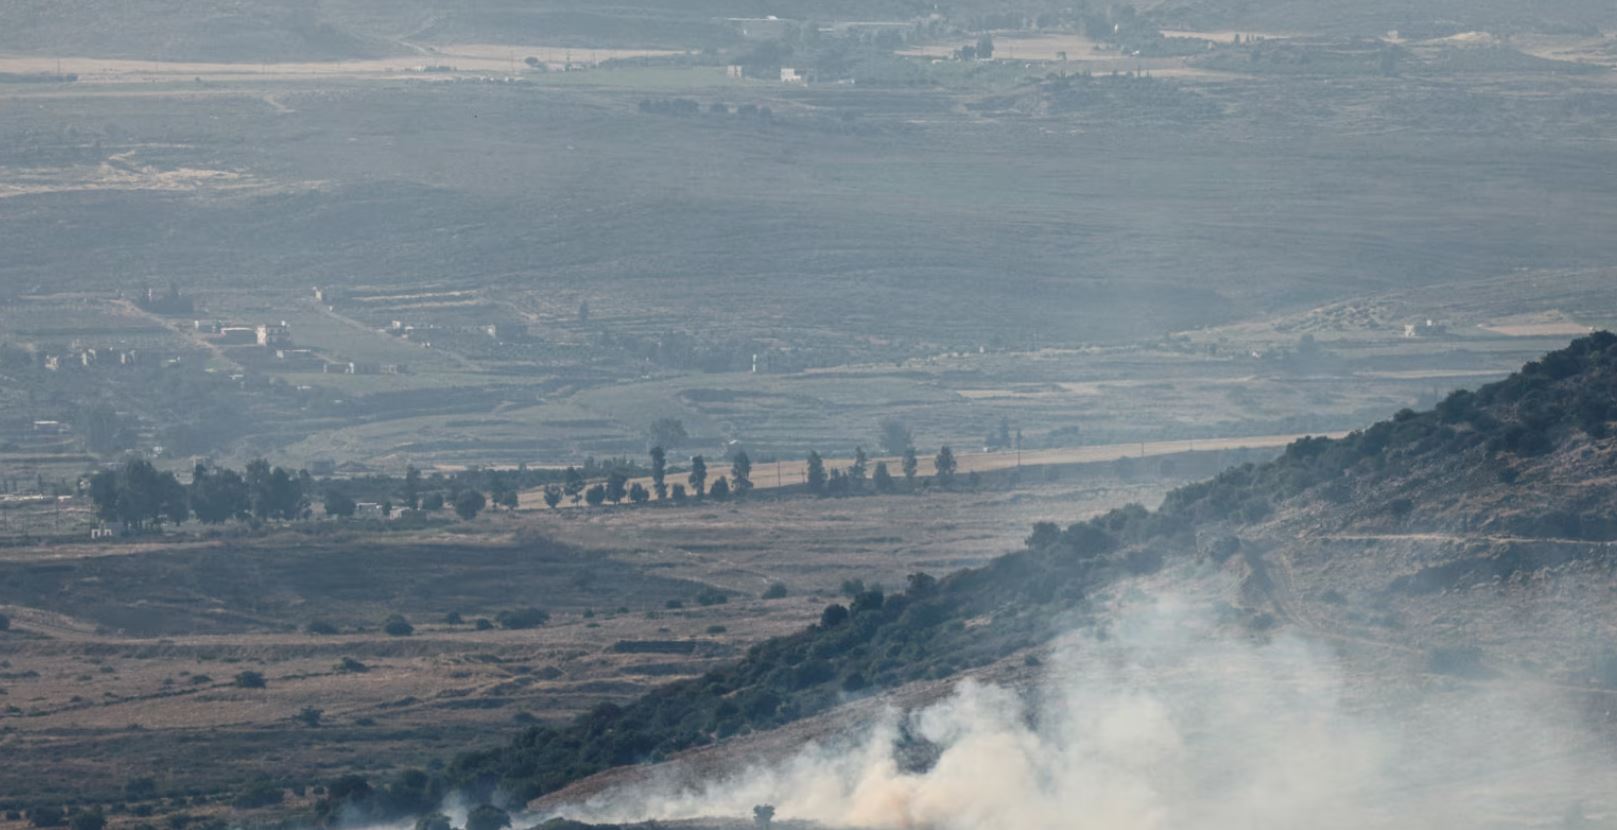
[6,0,1615,60]
[0,0,1011,60]
[0,1,402,61]
[317,333,1617,817]
[1139,0,1617,37]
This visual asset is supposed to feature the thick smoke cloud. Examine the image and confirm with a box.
[547,595,1615,829]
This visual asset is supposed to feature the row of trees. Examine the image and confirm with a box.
[533,440,965,510]
[88,459,506,531]
[89,458,312,530]
[805,445,958,496]
[535,446,757,508]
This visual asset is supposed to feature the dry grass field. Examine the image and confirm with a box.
[0,464,1185,808]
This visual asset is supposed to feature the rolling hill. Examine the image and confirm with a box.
[312,332,1617,820]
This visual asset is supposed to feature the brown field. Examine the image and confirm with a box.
[0,461,1193,807]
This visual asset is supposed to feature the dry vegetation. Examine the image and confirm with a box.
[0,464,1185,809]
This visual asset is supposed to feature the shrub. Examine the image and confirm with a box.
[454,489,487,520]
[336,657,368,673]
[0,612,10,631]
[30,806,65,828]
[444,611,464,625]
[474,618,494,631]
[230,782,283,809]
[695,588,728,606]
[68,811,104,830]
[304,620,338,635]
[233,671,266,689]
[383,615,414,637]
[294,707,322,727]
[496,607,551,630]
[761,582,788,600]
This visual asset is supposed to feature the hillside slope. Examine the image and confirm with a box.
[327,333,1617,818]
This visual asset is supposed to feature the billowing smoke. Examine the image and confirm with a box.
[545,595,1615,829]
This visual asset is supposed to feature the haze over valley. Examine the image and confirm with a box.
[1,1,1616,828]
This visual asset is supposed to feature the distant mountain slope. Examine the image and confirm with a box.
[6,0,1615,60]
[0,1,402,61]
[1140,0,1617,37]
[317,333,1617,817]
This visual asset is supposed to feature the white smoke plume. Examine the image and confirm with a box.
[545,595,1616,829]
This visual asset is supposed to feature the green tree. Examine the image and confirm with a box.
[190,463,248,523]
[879,419,913,456]
[710,476,730,499]
[976,33,994,59]
[901,447,919,489]
[629,482,650,504]
[849,446,868,490]
[688,455,708,497]
[323,487,357,518]
[246,459,305,521]
[650,446,668,499]
[543,484,563,509]
[454,489,487,520]
[606,470,628,503]
[585,483,607,506]
[935,446,957,485]
[490,472,518,510]
[88,458,188,530]
[564,466,586,504]
[402,465,421,510]
[806,451,827,494]
[873,461,896,493]
[731,450,753,495]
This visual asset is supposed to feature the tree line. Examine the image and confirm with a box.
[86,458,511,531]
[534,439,966,511]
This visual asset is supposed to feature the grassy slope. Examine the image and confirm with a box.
[334,332,1617,811]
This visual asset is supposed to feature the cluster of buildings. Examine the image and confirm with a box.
[41,347,142,371]
[194,319,292,347]
[194,317,407,375]
[725,64,808,84]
